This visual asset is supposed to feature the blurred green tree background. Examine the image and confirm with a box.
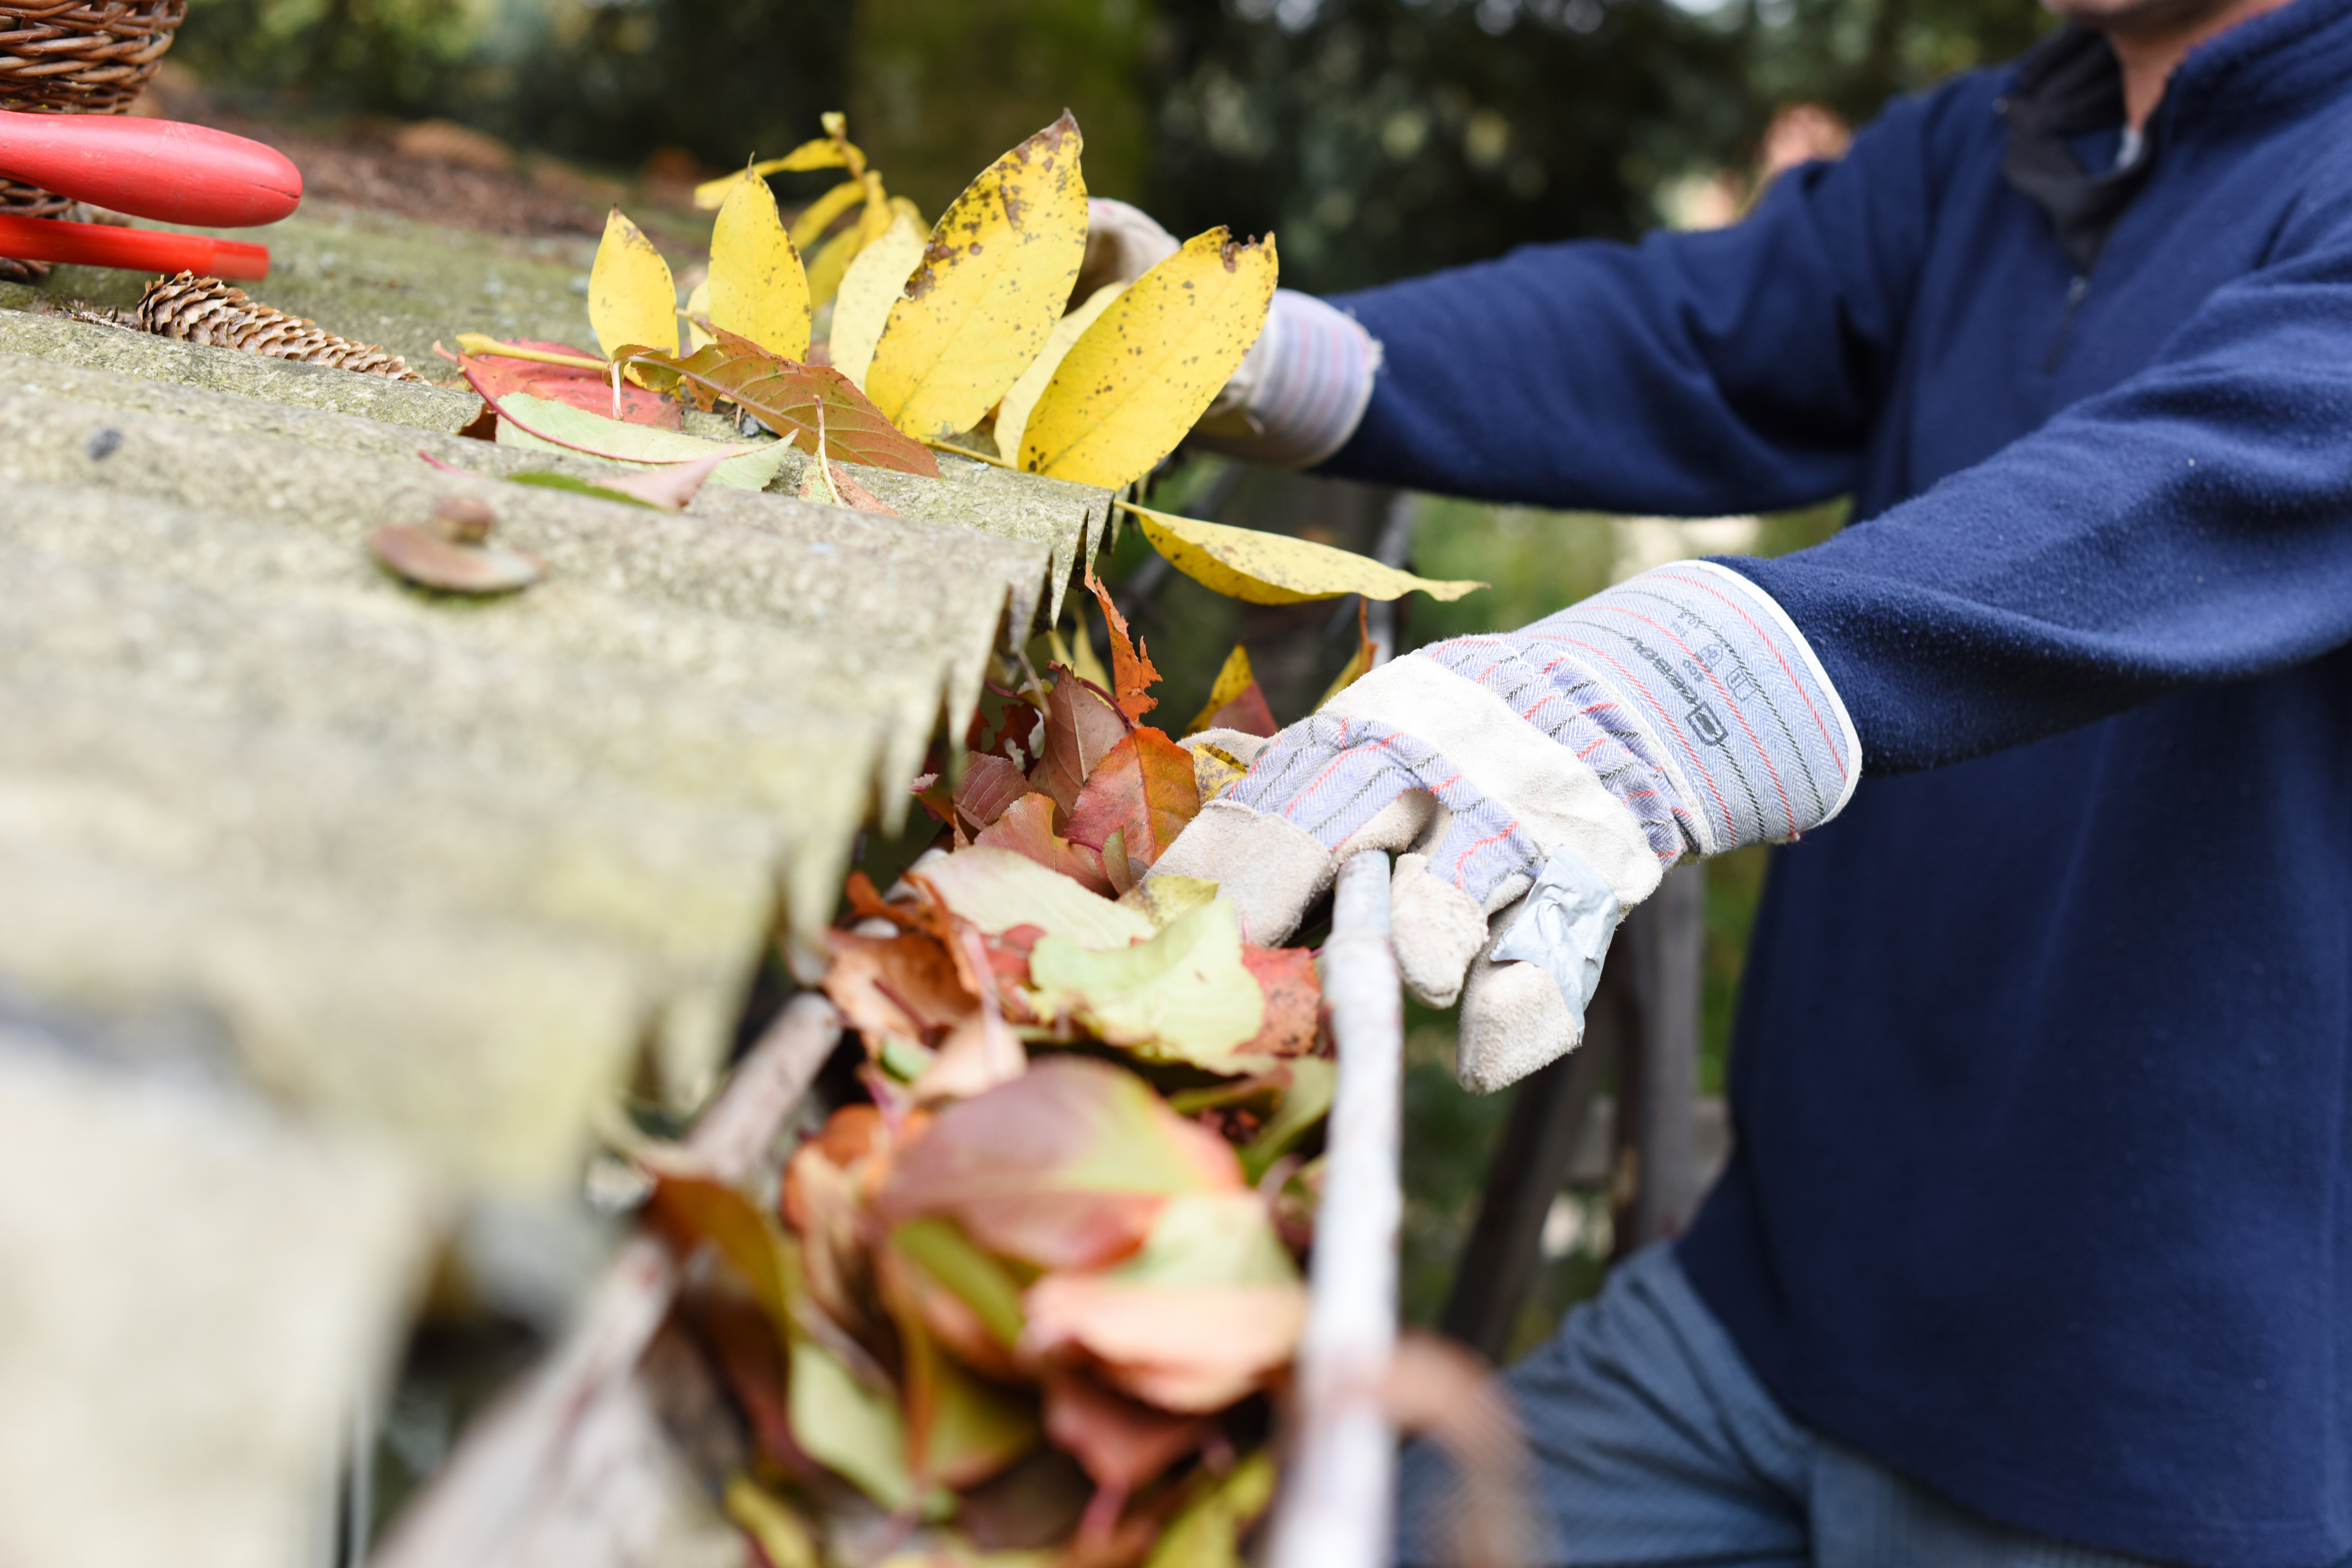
[169,0,2051,1346]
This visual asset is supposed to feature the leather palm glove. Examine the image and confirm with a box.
[1078,198,1381,469]
[1155,561,1859,1091]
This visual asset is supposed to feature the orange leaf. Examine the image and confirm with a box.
[1083,563,1161,723]
[1065,729,1200,874]
[1239,945,1321,1057]
[1036,667,1132,820]
[977,792,1115,896]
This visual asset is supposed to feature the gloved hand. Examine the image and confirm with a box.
[1155,560,1859,1091]
[1077,198,1381,470]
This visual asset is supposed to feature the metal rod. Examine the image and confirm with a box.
[1263,849,1403,1568]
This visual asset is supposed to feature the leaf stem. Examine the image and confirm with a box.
[921,436,1019,471]
[455,334,608,372]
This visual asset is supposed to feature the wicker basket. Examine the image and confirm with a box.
[0,0,188,218]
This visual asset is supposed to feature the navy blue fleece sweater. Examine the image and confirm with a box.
[1325,7,2352,1565]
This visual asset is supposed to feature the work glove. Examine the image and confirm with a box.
[1078,198,1381,470]
[1154,561,1859,1091]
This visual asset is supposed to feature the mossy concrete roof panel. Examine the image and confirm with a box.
[0,231,1112,1192]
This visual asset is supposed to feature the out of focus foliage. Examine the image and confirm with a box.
[176,0,2051,285]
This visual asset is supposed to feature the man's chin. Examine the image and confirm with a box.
[2044,0,2257,33]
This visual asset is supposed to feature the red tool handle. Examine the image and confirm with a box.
[0,111,300,228]
[0,213,269,279]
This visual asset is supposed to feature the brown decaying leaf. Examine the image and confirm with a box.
[976,793,1113,896]
[1082,564,1161,723]
[876,1057,1241,1272]
[820,931,974,1044]
[1035,667,1132,821]
[616,326,940,477]
[783,1131,882,1341]
[456,343,681,429]
[1043,1368,1211,1495]
[1238,944,1320,1058]
[913,926,1027,1102]
[954,752,1031,833]
[1064,729,1199,875]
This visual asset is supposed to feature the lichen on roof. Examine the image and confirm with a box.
[0,208,1112,1188]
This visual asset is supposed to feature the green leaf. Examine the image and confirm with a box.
[473,383,793,492]
[1027,896,1267,1070]
[789,1336,916,1510]
[1144,1451,1279,1568]
[908,845,1155,950]
[891,1217,1028,1349]
[506,471,663,508]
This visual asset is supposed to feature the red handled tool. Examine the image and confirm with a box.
[0,110,302,278]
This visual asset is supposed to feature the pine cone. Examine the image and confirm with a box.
[132,272,423,382]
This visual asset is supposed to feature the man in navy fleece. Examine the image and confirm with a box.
[1140,0,2352,1560]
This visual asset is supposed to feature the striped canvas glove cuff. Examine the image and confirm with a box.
[1152,561,1859,1090]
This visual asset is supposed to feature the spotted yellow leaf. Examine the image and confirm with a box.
[830,211,927,391]
[589,208,678,362]
[691,133,865,210]
[864,112,1089,441]
[1021,228,1276,490]
[1119,501,1490,605]
[993,281,1125,472]
[708,172,811,360]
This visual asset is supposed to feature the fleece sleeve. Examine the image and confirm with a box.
[1727,169,2352,772]
[1322,88,1957,515]
[1323,87,2352,776]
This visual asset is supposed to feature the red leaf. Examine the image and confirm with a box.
[459,343,681,429]
[876,1057,1241,1272]
[1205,682,1278,738]
[618,328,942,477]
[955,752,1032,833]
[1064,730,1200,874]
[1083,564,1160,723]
[1239,945,1321,1057]
[976,793,1115,896]
[1035,668,1132,820]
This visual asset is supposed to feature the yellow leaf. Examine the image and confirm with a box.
[589,208,678,362]
[1185,644,1257,735]
[830,211,926,392]
[992,281,1125,471]
[1121,501,1490,605]
[789,177,868,255]
[1020,228,1277,489]
[682,278,713,352]
[708,172,811,360]
[805,173,891,310]
[723,1476,820,1568]
[864,112,1090,441]
[690,125,868,209]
